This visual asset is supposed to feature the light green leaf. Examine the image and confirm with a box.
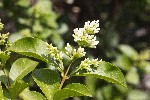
[9,58,38,81]
[20,88,46,100]
[53,83,92,100]
[0,54,10,67]
[0,83,3,99]
[126,67,140,85]
[127,89,149,100]
[9,80,28,100]
[118,44,139,60]
[75,61,127,88]
[115,55,131,71]
[32,69,60,100]
[8,37,49,63]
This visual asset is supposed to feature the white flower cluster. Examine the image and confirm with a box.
[65,43,86,60]
[78,58,102,72]
[73,20,100,48]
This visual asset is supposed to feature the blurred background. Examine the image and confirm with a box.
[0,0,150,99]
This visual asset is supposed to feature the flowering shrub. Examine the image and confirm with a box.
[0,20,126,100]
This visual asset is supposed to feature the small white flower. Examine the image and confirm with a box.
[84,20,100,34]
[65,43,86,59]
[65,43,73,56]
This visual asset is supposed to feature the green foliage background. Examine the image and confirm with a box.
[0,0,150,100]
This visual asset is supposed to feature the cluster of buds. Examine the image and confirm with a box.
[65,43,86,60]
[0,21,4,31]
[47,43,64,71]
[0,33,9,45]
[78,58,102,72]
[0,21,11,55]
[73,20,100,48]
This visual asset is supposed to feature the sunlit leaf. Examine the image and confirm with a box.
[126,67,140,85]
[75,61,127,88]
[127,89,149,100]
[0,54,9,67]
[9,37,49,63]
[20,88,46,100]
[32,69,60,100]
[118,44,139,60]
[53,83,92,100]
[9,58,38,81]
[115,55,131,71]
[0,82,9,100]
[9,80,28,99]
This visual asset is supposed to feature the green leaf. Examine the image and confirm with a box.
[75,61,127,88]
[53,83,92,100]
[32,69,60,100]
[0,82,8,100]
[127,89,149,100]
[0,54,10,67]
[20,88,46,100]
[0,83,3,99]
[118,44,139,60]
[0,70,8,86]
[9,58,38,81]
[126,67,140,85]
[9,80,28,100]
[115,55,131,71]
[8,37,49,63]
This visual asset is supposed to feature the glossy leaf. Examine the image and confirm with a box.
[9,80,28,100]
[8,37,49,63]
[20,89,46,100]
[53,83,92,100]
[75,61,127,88]
[9,58,38,81]
[0,54,10,68]
[32,69,60,100]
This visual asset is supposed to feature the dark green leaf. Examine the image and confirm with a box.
[32,69,60,100]
[9,58,38,81]
[20,89,46,100]
[9,37,49,63]
[53,83,92,100]
[0,70,8,86]
[9,80,28,100]
[75,61,127,88]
